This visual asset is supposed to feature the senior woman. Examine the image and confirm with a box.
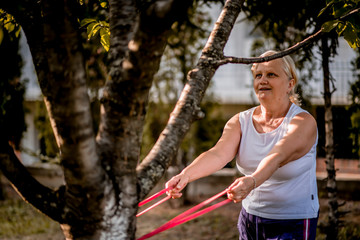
[166,50,319,240]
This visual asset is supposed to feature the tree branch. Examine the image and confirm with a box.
[217,28,324,65]
[0,143,65,222]
[217,7,360,66]
[340,7,360,20]
[137,0,245,199]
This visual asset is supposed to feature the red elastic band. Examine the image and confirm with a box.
[137,186,173,217]
[138,186,173,207]
[136,195,171,217]
[137,188,231,240]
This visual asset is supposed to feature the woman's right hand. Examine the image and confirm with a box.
[165,173,190,199]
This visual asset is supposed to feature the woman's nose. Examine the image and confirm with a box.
[259,77,268,84]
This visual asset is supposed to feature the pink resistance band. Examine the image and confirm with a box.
[137,187,232,240]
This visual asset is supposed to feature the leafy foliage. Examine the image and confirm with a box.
[0,10,21,44]
[79,0,110,51]
[319,0,360,48]
[80,18,110,51]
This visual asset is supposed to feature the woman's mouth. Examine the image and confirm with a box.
[259,88,271,91]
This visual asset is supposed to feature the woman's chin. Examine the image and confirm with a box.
[257,93,271,101]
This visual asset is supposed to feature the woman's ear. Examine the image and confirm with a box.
[288,78,295,92]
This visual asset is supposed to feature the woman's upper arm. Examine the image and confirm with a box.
[209,113,242,162]
[272,112,317,166]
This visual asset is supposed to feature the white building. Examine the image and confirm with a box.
[19,30,42,165]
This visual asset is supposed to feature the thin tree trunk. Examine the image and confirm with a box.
[321,36,338,240]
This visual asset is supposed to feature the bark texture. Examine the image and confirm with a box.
[321,36,339,240]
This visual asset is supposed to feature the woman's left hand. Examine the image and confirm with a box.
[227,176,255,203]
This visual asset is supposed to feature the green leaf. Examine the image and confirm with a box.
[336,22,347,35]
[80,18,97,28]
[0,28,3,45]
[100,28,110,51]
[343,23,360,48]
[351,110,360,128]
[15,26,21,38]
[86,22,96,38]
[5,22,15,32]
[334,5,352,19]
[318,0,335,17]
[87,22,100,40]
[100,21,109,28]
[322,20,340,32]
[90,24,101,38]
[99,0,108,8]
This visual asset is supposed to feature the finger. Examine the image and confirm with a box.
[170,192,183,199]
[165,175,180,187]
[174,176,189,191]
[166,176,180,189]
[228,195,241,203]
[233,198,242,203]
[227,191,247,202]
[227,178,240,191]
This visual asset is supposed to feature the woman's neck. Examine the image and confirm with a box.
[259,101,292,120]
[253,101,292,133]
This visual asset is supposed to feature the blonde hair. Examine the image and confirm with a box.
[251,50,301,106]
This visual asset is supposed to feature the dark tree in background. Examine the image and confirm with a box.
[349,51,360,159]
[0,16,26,200]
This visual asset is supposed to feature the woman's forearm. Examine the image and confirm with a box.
[181,150,230,182]
[250,152,282,188]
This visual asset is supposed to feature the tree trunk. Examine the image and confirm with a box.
[321,36,339,240]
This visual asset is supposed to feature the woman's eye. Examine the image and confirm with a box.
[268,73,276,77]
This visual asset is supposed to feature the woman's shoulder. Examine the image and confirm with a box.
[238,106,257,121]
[239,106,257,116]
[223,113,241,134]
[289,104,312,117]
[289,106,317,129]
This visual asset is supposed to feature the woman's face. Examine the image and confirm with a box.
[252,59,294,104]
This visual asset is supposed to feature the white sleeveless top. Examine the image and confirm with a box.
[236,103,319,219]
